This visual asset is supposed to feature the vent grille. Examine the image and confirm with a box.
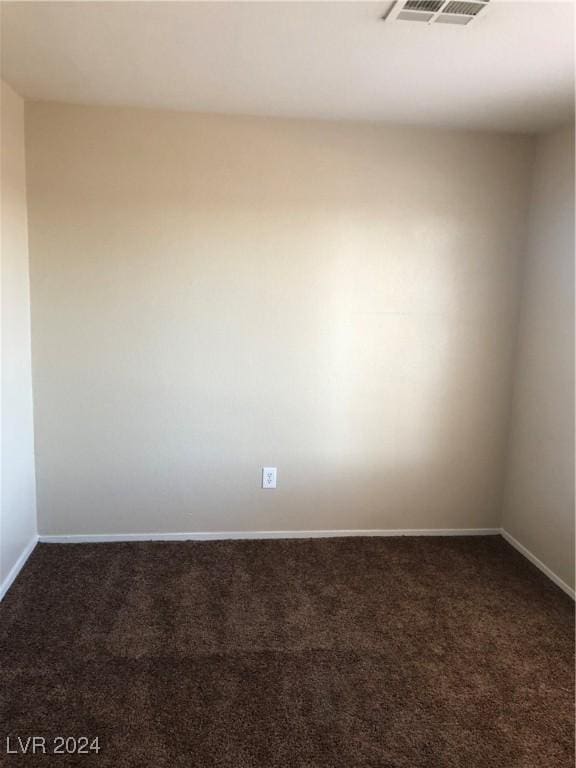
[443,1,484,16]
[404,0,444,11]
[398,10,435,21]
[384,0,489,25]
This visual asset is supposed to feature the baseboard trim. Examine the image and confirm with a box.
[0,535,38,602]
[38,528,500,544]
[501,528,575,600]
[28,528,574,600]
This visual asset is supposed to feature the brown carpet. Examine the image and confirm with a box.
[0,536,573,767]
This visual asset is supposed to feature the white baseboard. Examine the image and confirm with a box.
[38,527,500,544]
[0,535,38,602]
[21,529,575,601]
[501,528,575,600]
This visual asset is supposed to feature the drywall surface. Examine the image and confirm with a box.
[502,126,575,590]
[1,80,37,586]
[25,102,534,535]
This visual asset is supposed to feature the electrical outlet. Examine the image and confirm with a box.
[262,467,277,489]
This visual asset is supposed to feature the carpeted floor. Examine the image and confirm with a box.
[0,536,573,767]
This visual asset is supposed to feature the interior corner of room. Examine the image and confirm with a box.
[2,93,574,601]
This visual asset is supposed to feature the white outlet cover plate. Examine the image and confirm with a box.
[262,467,277,489]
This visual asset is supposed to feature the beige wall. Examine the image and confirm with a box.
[502,126,575,589]
[25,102,534,536]
[1,81,37,589]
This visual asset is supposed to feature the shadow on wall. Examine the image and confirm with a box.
[25,107,532,535]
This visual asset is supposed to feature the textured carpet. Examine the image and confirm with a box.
[0,536,573,767]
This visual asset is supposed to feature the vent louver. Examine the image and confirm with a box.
[404,0,444,11]
[384,0,489,25]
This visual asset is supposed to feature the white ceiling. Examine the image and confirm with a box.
[1,1,574,133]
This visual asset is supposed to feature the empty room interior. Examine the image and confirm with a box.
[0,1,574,765]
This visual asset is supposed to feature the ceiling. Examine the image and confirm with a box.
[1,1,574,133]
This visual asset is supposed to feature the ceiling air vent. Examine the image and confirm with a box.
[384,0,489,26]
